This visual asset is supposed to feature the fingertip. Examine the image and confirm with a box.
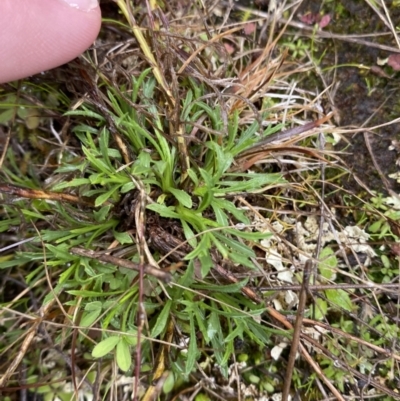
[0,0,101,83]
[58,0,99,12]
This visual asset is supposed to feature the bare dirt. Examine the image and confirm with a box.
[296,0,400,195]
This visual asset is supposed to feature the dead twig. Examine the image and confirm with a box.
[282,260,312,401]
[299,331,400,399]
[0,183,97,207]
[299,318,400,363]
[0,299,55,388]
[133,175,147,401]
[69,248,172,283]
[258,282,400,292]
[238,113,333,157]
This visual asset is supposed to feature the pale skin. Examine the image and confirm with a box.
[0,0,101,84]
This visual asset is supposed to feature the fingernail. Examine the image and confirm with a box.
[59,0,99,12]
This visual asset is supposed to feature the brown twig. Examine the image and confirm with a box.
[133,176,147,401]
[282,260,312,401]
[299,331,400,399]
[364,130,393,193]
[300,318,400,363]
[0,299,56,388]
[238,113,333,157]
[0,183,97,207]
[38,324,94,395]
[258,282,400,292]
[232,144,333,172]
[69,248,172,283]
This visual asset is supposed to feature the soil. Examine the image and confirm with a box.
[226,0,400,194]
[295,0,400,195]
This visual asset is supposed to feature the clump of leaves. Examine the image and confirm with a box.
[2,1,400,400]
[0,51,288,397]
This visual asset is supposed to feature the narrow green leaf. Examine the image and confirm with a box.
[199,252,213,278]
[168,187,192,208]
[312,298,328,320]
[224,321,244,343]
[0,108,15,124]
[246,320,271,345]
[228,252,255,269]
[114,230,134,244]
[178,260,195,288]
[221,334,234,366]
[211,203,228,226]
[209,309,224,364]
[217,173,284,193]
[230,120,259,155]
[162,372,175,394]
[184,234,211,261]
[225,228,272,241]
[85,301,102,312]
[226,110,239,149]
[45,244,73,261]
[146,203,180,218]
[192,101,219,128]
[81,146,111,175]
[193,304,209,342]
[131,67,152,102]
[70,221,115,234]
[211,236,229,259]
[325,289,353,312]
[68,290,123,297]
[213,232,255,258]
[197,187,214,212]
[22,210,47,220]
[116,339,132,372]
[65,109,105,121]
[193,278,249,293]
[95,186,120,207]
[187,168,199,186]
[198,168,215,188]
[185,316,197,375]
[181,220,197,248]
[52,178,90,190]
[93,205,112,222]
[123,330,139,346]
[181,89,194,120]
[319,247,337,280]
[212,198,249,224]
[99,127,112,168]
[87,173,105,185]
[107,148,122,159]
[121,181,135,193]
[206,141,233,176]
[92,336,120,358]
[80,309,102,327]
[73,124,99,135]
[151,300,172,338]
